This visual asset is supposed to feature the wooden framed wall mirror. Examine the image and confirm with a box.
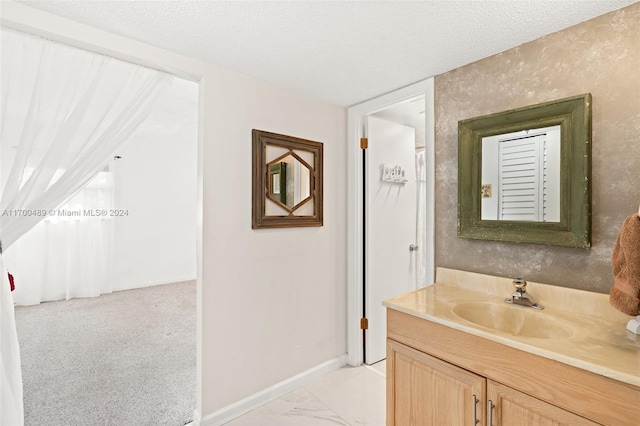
[252,129,323,228]
[458,93,592,248]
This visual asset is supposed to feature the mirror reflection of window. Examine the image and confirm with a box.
[293,158,311,205]
[481,125,560,222]
[269,162,286,205]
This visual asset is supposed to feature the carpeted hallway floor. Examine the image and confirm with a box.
[14,281,196,426]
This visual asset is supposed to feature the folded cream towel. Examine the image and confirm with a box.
[610,213,640,316]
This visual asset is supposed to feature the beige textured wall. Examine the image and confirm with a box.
[434,4,640,293]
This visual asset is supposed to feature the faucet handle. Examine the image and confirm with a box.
[513,278,527,290]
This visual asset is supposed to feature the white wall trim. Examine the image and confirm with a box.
[199,355,348,426]
[346,78,435,367]
[0,2,207,81]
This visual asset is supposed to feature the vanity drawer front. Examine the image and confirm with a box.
[487,380,599,425]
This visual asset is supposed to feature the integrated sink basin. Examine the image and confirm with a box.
[453,302,573,339]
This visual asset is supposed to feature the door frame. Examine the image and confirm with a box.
[346,78,436,366]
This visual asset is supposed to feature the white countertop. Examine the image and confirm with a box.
[383,268,640,387]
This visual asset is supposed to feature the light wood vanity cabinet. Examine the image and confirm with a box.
[387,340,597,425]
[387,309,640,426]
[387,340,485,425]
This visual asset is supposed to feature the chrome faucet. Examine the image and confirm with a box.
[504,278,544,310]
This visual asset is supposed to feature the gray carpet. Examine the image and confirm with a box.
[14,281,196,426]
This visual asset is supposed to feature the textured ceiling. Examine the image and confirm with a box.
[12,0,637,106]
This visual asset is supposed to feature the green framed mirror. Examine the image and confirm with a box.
[457,93,592,248]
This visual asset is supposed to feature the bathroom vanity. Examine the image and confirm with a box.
[384,268,640,426]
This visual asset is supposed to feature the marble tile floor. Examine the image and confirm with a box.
[225,361,387,425]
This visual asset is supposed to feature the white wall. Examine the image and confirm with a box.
[111,78,198,291]
[481,139,500,220]
[1,3,349,422]
[372,97,426,148]
[201,67,348,416]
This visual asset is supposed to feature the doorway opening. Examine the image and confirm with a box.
[347,78,435,367]
[1,26,200,425]
[363,97,427,364]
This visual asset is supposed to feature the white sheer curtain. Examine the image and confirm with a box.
[0,28,173,424]
[1,28,174,300]
[7,167,115,306]
[0,28,173,249]
[0,252,23,425]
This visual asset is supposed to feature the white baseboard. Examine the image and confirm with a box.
[112,277,197,292]
[198,354,348,426]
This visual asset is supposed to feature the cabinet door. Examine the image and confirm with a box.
[487,380,599,426]
[387,339,486,426]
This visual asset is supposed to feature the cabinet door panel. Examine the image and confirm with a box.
[488,380,599,426]
[388,340,485,426]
